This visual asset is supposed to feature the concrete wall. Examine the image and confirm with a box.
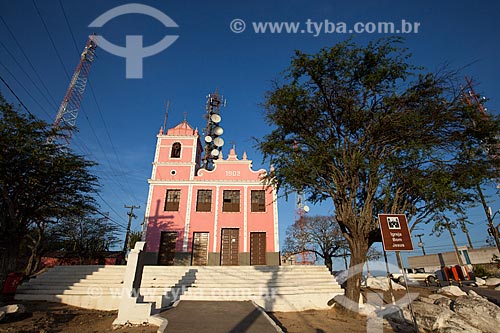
[467,247,500,264]
[266,252,280,266]
[408,246,500,270]
[143,251,280,266]
[208,252,220,266]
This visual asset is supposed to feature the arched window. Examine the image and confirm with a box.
[171,142,181,158]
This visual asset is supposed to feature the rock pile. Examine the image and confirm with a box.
[388,289,500,333]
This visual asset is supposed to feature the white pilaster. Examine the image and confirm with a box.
[273,187,279,252]
[213,185,220,252]
[243,186,248,252]
[183,184,194,251]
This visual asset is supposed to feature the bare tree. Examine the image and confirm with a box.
[283,215,347,272]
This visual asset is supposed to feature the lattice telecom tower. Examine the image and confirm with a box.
[202,91,226,170]
[295,192,316,265]
[52,35,97,143]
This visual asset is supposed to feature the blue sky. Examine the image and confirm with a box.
[1,0,499,268]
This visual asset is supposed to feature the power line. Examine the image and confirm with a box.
[0,60,52,118]
[0,40,58,111]
[94,191,129,224]
[92,209,128,231]
[0,74,33,117]
[0,16,60,111]
[31,0,71,81]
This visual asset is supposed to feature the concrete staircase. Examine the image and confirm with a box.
[16,265,343,312]
[15,265,126,310]
[179,265,343,311]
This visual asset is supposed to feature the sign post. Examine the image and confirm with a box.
[378,214,418,332]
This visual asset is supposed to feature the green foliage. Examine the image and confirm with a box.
[128,230,143,251]
[0,94,99,280]
[258,37,500,302]
[473,264,490,278]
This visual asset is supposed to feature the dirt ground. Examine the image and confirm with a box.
[0,300,157,333]
[271,286,435,333]
[0,286,435,333]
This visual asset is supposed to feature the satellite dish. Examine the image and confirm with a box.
[210,149,219,157]
[303,205,310,212]
[204,136,212,143]
[213,126,224,136]
[210,114,221,123]
[213,137,224,147]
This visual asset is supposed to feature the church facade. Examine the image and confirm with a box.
[143,120,280,265]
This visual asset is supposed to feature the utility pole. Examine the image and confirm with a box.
[445,223,464,266]
[123,205,140,253]
[415,234,426,255]
[459,218,474,249]
[477,183,500,253]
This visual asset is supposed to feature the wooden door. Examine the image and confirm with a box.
[158,231,177,265]
[221,228,239,266]
[250,232,266,265]
[192,232,209,265]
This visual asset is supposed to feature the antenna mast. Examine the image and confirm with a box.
[202,91,226,170]
[163,99,170,132]
[51,35,97,143]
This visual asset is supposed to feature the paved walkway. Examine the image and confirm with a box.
[158,301,279,333]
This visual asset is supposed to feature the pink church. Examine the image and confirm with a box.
[143,118,280,266]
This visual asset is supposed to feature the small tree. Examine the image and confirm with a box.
[0,95,98,284]
[128,230,143,251]
[283,215,346,272]
[258,38,500,306]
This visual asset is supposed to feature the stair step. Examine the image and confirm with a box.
[15,264,343,312]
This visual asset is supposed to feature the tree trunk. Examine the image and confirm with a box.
[324,256,333,273]
[0,243,20,290]
[344,239,369,311]
[24,227,44,276]
[343,249,348,270]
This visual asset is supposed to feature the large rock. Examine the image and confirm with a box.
[428,293,448,300]
[403,300,482,333]
[366,276,405,291]
[452,295,500,333]
[475,277,486,286]
[437,286,467,297]
[0,304,25,314]
[434,296,453,309]
[484,277,500,286]
[427,293,454,309]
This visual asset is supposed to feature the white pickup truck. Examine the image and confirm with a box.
[390,268,437,284]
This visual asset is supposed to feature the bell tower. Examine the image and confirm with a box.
[151,121,203,182]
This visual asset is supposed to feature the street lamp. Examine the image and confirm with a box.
[415,234,426,255]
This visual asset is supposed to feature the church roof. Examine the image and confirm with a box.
[166,120,197,136]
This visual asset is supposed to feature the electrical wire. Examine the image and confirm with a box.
[0,74,33,116]
[0,16,60,111]
[31,0,70,81]
[0,40,58,111]
[0,60,52,118]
